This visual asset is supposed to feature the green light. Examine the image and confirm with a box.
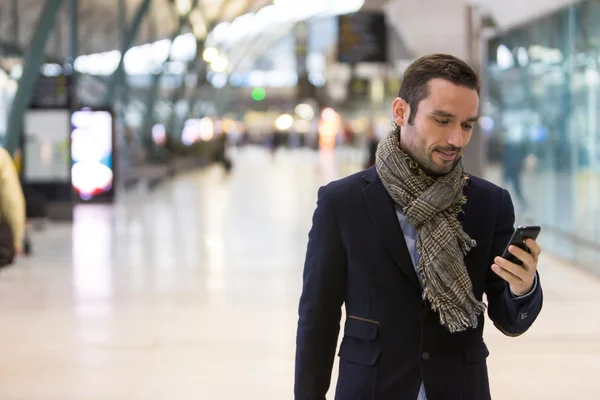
[251,87,266,101]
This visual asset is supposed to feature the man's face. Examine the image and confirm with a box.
[392,78,480,175]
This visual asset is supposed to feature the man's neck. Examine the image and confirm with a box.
[399,146,441,178]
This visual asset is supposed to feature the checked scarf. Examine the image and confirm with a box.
[375,131,485,333]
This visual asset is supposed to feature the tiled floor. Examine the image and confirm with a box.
[0,147,597,399]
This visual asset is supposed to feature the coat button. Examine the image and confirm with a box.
[422,352,430,361]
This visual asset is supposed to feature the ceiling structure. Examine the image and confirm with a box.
[0,0,581,65]
[0,0,274,57]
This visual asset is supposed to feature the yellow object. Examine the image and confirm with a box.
[0,147,26,250]
[13,149,22,175]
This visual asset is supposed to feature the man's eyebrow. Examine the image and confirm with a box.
[430,110,455,119]
[431,110,479,123]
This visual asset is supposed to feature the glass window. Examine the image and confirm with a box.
[484,0,600,270]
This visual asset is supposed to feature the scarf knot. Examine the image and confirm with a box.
[403,198,439,229]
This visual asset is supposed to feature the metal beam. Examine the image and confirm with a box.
[4,0,63,155]
[0,39,63,63]
[164,0,204,135]
[68,0,79,107]
[166,49,206,135]
[139,19,186,145]
[69,0,79,63]
[142,0,201,144]
[118,0,129,108]
[12,0,19,44]
[174,0,239,132]
[103,0,152,104]
[54,6,62,55]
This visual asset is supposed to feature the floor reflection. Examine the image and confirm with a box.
[0,147,596,399]
[72,205,114,316]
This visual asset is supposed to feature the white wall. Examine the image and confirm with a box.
[472,0,580,31]
[380,0,581,60]
[382,0,469,59]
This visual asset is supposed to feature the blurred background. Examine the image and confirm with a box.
[0,0,598,399]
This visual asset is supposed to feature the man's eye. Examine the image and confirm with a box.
[462,124,473,130]
[436,119,450,125]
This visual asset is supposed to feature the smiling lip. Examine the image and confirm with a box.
[435,150,457,161]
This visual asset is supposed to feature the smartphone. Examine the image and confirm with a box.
[501,226,541,266]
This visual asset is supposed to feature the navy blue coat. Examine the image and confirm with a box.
[295,167,543,400]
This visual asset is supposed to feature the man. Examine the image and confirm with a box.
[294,54,543,400]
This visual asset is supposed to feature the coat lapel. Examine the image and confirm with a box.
[362,168,422,294]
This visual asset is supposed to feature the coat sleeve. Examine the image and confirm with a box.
[485,189,543,336]
[295,186,347,400]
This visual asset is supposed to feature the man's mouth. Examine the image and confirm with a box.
[435,150,458,161]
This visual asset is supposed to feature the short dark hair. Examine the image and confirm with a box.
[398,54,480,124]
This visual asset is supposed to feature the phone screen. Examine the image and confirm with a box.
[501,226,541,266]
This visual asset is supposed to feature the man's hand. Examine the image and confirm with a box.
[492,239,541,297]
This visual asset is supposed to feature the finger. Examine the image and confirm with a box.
[525,239,542,261]
[492,264,522,285]
[495,256,528,281]
[507,245,536,271]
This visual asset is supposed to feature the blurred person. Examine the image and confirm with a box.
[270,129,285,159]
[364,123,379,169]
[342,122,353,145]
[214,134,232,174]
[295,54,543,400]
[240,128,249,147]
[503,140,528,209]
[298,131,306,148]
[0,147,26,266]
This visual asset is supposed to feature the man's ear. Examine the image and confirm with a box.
[392,97,410,126]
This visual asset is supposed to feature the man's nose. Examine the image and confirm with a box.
[447,126,464,149]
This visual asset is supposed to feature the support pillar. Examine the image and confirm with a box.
[146,0,200,143]
[463,4,485,178]
[5,0,63,154]
[139,20,186,145]
[69,0,78,67]
[103,0,152,104]
[167,39,205,136]
[68,0,79,107]
[118,0,128,105]
[12,0,19,44]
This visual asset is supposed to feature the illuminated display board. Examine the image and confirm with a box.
[337,12,388,64]
[70,109,115,201]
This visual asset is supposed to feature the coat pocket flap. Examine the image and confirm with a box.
[344,317,379,340]
[338,337,380,366]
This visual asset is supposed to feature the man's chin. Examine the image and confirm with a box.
[409,152,459,176]
[425,160,457,176]
[431,167,453,176]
